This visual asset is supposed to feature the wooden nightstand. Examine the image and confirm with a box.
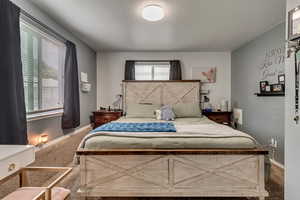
[203,111,232,125]
[92,110,122,129]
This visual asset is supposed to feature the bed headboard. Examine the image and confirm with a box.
[122,80,201,112]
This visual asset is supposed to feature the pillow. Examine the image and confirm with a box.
[160,105,175,121]
[126,103,160,118]
[173,103,202,118]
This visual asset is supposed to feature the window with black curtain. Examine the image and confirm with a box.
[20,18,65,115]
[0,0,27,144]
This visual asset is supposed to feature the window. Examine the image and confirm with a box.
[20,20,65,114]
[135,62,170,80]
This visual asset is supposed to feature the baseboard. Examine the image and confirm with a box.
[270,159,284,186]
[35,124,92,151]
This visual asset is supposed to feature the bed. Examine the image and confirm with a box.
[76,80,268,200]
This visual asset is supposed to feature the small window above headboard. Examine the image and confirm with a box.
[135,62,170,80]
[124,60,182,81]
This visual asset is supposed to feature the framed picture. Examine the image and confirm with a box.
[288,6,300,41]
[191,67,217,83]
[271,84,285,93]
[278,74,285,84]
[265,85,272,93]
[260,81,269,93]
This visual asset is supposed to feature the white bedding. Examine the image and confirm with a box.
[78,117,257,149]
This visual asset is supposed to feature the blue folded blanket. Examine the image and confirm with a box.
[92,122,176,132]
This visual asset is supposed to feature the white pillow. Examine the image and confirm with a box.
[173,103,202,118]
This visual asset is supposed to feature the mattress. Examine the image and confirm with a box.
[81,117,257,149]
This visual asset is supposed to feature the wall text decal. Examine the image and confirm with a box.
[259,46,285,83]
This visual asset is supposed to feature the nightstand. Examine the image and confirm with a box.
[203,111,232,125]
[92,110,122,129]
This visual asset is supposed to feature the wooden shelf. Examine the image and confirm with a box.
[255,93,285,97]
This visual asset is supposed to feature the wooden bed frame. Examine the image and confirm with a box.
[77,80,269,199]
[77,149,268,199]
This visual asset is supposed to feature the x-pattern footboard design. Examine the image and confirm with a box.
[85,155,168,189]
[80,154,268,198]
[172,155,258,188]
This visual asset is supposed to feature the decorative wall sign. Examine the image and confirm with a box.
[288,6,300,124]
[191,67,217,83]
[295,49,300,124]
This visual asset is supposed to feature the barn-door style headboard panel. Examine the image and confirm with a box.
[122,80,201,112]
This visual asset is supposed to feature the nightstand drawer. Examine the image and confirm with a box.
[207,115,229,123]
[101,114,119,120]
[93,111,123,129]
[203,112,232,125]
[95,118,111,125]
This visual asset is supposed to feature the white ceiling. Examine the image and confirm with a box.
[30,0,286,52]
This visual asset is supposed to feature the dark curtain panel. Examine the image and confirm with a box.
[62,41,80,129]
[124,60,135,80]
[0,1,27,144]
[169,60,182,80]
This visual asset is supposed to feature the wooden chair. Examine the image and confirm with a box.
[1,167,72,200]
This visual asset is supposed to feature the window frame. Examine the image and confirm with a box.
[134,62,170,81]
[20,17,65,120]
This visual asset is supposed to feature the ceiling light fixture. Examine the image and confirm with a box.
[142,5,164,22]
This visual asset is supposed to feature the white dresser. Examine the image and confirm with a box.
[0,145,35,180]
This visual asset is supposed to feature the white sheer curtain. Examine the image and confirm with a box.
[135,62,170,80]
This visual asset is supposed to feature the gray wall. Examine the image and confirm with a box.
[11,0,97,143]
[285,0,300,199]
[231,23,285,164]
[97,52,231,109]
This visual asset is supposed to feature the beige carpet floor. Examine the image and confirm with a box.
[60,165,284,200]
[0,128,283,200]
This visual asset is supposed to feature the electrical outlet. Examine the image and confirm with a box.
[270,138,278,148]
[233,108,243,125]
[269,137,278,161]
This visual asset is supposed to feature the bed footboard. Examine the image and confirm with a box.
[77,149,268,199]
